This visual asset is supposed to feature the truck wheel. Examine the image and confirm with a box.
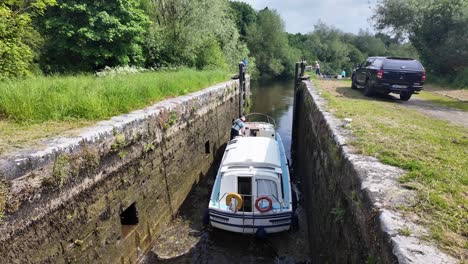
[400,92,413,101]
[363,81,375,97]
[351,76,357,89]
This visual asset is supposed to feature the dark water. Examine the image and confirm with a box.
[249,79,294,160]
[141,79,308,264]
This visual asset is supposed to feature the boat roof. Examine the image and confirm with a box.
[222,137,280,168]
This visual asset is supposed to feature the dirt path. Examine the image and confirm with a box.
[318,79,468,128]
[403,96,468,128]
[424,85,468,101]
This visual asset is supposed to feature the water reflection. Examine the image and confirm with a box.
[250,79,294,159]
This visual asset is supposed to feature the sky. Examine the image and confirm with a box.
[234,0,377,34]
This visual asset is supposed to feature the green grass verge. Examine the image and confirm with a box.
[416,91,468,111]
[0,69,230,123]
[314,79,468,259]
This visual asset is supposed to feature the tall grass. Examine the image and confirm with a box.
[0,69,230,123]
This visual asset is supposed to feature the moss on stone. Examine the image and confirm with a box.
[111,133,126,151]
[0,180,8,223]
[48,154,71,188]
[163,111,179,130]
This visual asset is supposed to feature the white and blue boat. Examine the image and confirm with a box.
[207,114,295,236]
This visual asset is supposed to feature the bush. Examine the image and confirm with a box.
[427,69,468,89]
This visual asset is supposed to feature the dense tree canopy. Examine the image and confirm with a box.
[39,0,149,73]
[373,0,468,75]
[287,23,418,75]
[0,0,55,78]
[246,8,299,77]
[0,0,464,86]
[229,1,256,40]
[141,0,250,72]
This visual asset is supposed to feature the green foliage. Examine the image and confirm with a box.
[196,39,228,70]
[142,0,246,72]
[0,69,229,123]
[246,8,299,78]
[427,69,468,89]
[373,0,468,75]
[39,0,150,73]
[51,154,71,188]
[229,1,256,40]
[0,0,56,79]
[288,22,419,76]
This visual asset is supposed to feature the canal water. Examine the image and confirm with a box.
[141,79,310,264]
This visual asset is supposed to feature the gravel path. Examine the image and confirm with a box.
[320,79,468,128]
[401,96,468,128]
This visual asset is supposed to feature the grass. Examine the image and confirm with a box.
[416,91,468,111]
[313,78,468,260]
[0,69,230,123]
[0,120,94,155]
[0,69,230,154]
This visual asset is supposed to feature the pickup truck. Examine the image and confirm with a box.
[351,57,426,101]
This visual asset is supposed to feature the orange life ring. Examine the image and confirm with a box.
[255,196,273,213]
[226,192,243,210]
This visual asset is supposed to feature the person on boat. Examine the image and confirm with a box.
[230,116,246,140]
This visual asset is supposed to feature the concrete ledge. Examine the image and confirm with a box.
[292,80,455,263]
[0,77,248,263]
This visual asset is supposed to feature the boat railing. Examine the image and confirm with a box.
[215,192,289,213]
[244,113,276,128]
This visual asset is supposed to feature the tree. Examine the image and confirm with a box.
[142,0,249,71]
[230,1,256,40]
[0,0,56,79]
[39,0,149,73]
[373,0,468,74]
[246,8,297,77]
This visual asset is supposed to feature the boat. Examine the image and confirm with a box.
[207,113,296,236]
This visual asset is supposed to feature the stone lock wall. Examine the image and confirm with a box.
[292,80,455,264]
[0,77,249,263]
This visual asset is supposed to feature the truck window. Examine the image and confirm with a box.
[383,59,423,70]
[364,58,374,67]
[372,59,383,68]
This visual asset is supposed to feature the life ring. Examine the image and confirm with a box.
[255,196,273,213]
[226,192,243,210]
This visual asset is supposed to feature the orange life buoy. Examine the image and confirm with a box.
[226,192,243,210]
[255,196,273,213]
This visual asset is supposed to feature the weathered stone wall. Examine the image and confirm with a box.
[292,80,455,263]
[0,77,249,263]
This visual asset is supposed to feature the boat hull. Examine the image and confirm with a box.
[208,208,292,234]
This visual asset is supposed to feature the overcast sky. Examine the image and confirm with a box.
[234,0,377,34]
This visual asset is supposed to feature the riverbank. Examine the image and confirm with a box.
[312,78,467,260]
[0,69,230,155]
[0,77,244,263]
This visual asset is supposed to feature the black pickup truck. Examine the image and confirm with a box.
[351,57,426,101]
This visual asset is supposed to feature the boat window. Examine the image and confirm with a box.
[238,177,252,212]
[254,167,275,171]
[257,179,278,200]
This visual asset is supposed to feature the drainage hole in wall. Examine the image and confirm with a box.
[205,141,210,154]
[121,202,139,238]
